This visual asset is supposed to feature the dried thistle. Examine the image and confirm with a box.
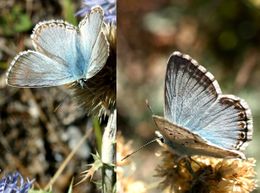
[117,133,148,193]
[70,23,116,118]
[76,153,103,185]
[155,148,257,193]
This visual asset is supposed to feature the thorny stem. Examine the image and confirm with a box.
[101,109,116,193]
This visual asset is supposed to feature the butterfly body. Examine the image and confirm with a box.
[155,51,253,159]
[6,6,109,88]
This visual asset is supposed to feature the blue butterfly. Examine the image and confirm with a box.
[6,6,109,88]
[153,51,253,159]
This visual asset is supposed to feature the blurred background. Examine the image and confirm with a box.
[0,1,104,193]
[118,0,260,192]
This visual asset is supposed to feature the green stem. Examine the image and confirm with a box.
[93,117,102,154]
[101,109,117,193]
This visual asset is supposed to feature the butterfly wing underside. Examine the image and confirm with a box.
[153,115,244,158]
[162,51,253,156]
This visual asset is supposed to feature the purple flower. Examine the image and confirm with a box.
[77,0,116,24]
[0,172,34,193]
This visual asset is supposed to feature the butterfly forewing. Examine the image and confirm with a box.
[86,26,109,79]
[162,51,252,156]
[164,53,221,126]
[79,6,109,79]
[31,20,78,66]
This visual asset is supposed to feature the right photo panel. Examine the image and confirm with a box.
[118,1,260,193]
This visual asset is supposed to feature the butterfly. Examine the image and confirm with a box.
[6,6,109,88]
[153,51,253,159]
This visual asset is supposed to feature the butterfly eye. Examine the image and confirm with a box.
[159,137,165,144]
[155,131,164,143]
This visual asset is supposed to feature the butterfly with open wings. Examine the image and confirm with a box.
[6,6,109,88]
[153,51,253,159]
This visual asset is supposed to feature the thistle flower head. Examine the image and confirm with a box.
[155,149,257,193]
[0,172,34,193]
[77,0,116,24]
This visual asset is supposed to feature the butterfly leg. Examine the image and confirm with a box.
[189,157,202,168]
[183,156,195,175]
[172,155,194,176]
[176,156,203,176]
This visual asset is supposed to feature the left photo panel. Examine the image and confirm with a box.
[0,1,116,193]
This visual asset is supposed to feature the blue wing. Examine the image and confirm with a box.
[164,51,253,151]
[31,7,110,81]
[78,6,109,79]
[6,51,75,87]
[31,19,82,78]
[9,6,109,88]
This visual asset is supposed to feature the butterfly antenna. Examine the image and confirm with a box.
[121,100,163,161]
[53,88,71,112]
[145,99,162,130]
[145,99,154,115]
[121,138,159,161]
[54,103,62,112]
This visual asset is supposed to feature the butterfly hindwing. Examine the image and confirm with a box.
[194,95,253,151]
[7,51,75,87]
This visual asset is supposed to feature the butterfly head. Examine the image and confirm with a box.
[155,130,165,144]
[77,79,87,88]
